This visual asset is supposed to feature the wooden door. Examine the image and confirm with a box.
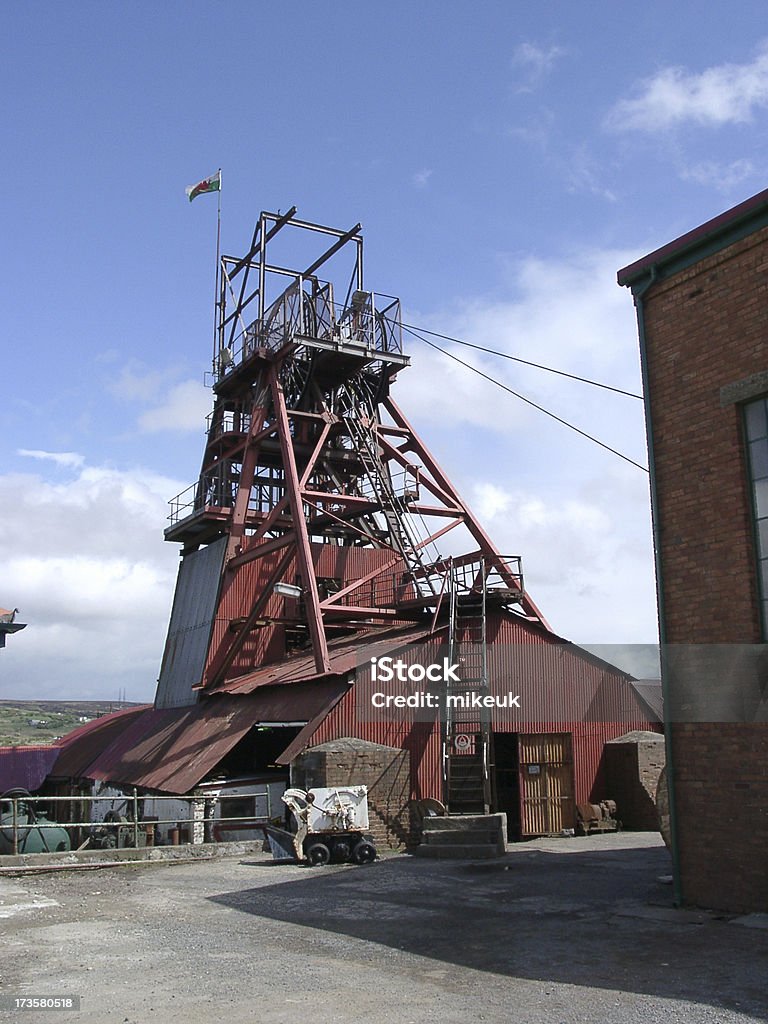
[518,733,575,836]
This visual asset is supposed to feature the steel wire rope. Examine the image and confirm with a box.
[398,321,643,400]
[400,323,649,473]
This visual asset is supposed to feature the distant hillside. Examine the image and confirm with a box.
[0,700,144,747]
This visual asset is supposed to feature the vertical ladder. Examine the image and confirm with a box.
[444,560,492,814]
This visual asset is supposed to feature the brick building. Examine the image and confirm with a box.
[619,190,768,913]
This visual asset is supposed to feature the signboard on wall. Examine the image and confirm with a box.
[453,733,475,755]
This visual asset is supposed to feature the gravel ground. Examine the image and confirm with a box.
[1,833,766,1024]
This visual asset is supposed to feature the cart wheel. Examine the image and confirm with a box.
[306,841,331,866]
[352,840,377,864]
[331,839,352,863]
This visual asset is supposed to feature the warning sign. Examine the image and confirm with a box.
[454,733,475,754]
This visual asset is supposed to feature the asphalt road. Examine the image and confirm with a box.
[1,833,766,1024]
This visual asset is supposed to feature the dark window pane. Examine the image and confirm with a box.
[755,478,768,519]
[749,439,768,479]
[758,518,768,558]
[745,399,768,441]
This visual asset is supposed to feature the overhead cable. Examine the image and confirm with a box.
[400,321,643,400]
[402,324,649,474]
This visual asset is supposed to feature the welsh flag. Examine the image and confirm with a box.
[185,170,221,202]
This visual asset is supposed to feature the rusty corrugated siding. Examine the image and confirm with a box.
[49,706,152,780]
[312,543,404,581]
[629,681,663,722]
[0,745,62,793]
[280,610,658,809]
[486,615,647,725]
[216,621,442,694]
[81,683,348,794]
[203,543,408,686]
[205,548,286,682]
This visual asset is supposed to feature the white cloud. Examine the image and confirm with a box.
[109,362,166,403]
[397,247,646,460]
[507,119,552,149]
[512,42,566,91]
[0,456,185,700]
[465,474,656,645]
[394,246,656,646]
[412,168,433,188]
[607,44,768,131]
[106,362,212,435]
[17,450,85,469]
[565,146,618,202]
[138,379,211,434]
[680,158,756,190]
[474,483,513,521]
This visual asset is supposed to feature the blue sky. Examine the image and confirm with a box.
[3,2,767,698]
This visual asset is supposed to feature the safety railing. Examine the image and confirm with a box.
[217,284,404,380]
[0,789,281,857]
[451,555,524,596]
[323,571,416,611]
[167,482,199,524]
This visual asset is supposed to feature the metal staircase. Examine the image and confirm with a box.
[340,386,436,598]
[444,560,492,814]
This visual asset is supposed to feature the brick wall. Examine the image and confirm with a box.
[671,722,768,913]
[638,220,768,912]
[290,738,411,850]
[642,226,768,644]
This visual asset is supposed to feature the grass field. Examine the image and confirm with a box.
[0,701,142,747]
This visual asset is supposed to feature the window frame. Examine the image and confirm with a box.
[742,395,768,637]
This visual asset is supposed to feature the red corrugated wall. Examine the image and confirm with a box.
[205,543,407,681]
[300,612,658,806]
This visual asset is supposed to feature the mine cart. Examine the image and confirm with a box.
[264,786,377,866]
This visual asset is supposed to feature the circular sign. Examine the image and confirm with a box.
[454,733,472,751]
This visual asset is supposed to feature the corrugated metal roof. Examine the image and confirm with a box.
[50,706,152,780]
[275,691,355,765]
[81,683,348,794]
[215,621,444,694]
[629,681,663,723]
[0,745,61,794]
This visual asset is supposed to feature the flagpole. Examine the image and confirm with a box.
[213,168,222,374]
